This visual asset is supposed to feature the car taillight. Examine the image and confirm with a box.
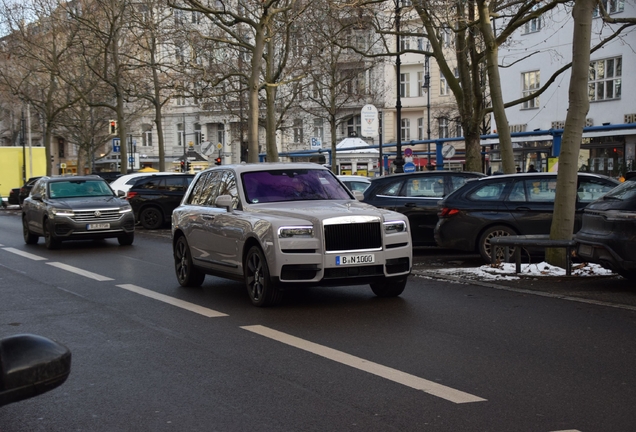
[439,207,460,218]
[126,191,138,200]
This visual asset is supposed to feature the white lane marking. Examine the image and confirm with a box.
[46,262,114,281]
[3,247,48,261]
[242,325,486,404]
[117,284,228,318]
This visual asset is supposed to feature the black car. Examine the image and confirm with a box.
[127,173,194,229]
[575,180,636,280]
[18,176,43,205]
[362,170,485,246]
[8,187,20,205]
[434,172,619,262]
[92,171,121,182]
[22,175,135,249]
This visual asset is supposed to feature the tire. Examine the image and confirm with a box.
[43,220,60,250]
[22,216,38,245]
[478,225,517,263]
[139,207,164,230]
[617,270,636,281]
[244,246,282,307]
[174,235,205,287]
[370,276,407,297]
[117,231,135,246]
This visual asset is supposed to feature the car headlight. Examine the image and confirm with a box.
[384,220,407,234]
[278,226,314,238]
[119,205,132,213]
[49,207,74,217]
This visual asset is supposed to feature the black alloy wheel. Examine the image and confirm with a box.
[43,220,60,250]
[244,246,282,307]
[174,236,205,287]
[22,216,38,245]
[117,231,135,246]
[139,207,164,230]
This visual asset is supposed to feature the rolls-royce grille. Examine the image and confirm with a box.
[71,209,122,223]
[324,222,382,252]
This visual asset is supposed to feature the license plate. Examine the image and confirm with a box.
[87,223,110,230]
[336,254,375,266]
[578,244,593,257]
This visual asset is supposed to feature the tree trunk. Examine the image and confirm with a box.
[478,0,515,174]
[265,84,279,162]
[546,0,595,267]
[247,24,266,163]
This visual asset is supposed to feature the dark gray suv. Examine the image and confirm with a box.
[22,176,135,249]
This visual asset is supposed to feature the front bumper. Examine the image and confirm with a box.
[49,212,135,240]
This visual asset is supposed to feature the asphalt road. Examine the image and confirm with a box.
[2,208,636,431]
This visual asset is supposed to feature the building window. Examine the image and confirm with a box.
[522,70,540,109]
[141,130,152,147]
[438,117,449,139]
[177,123,184,146]
[440,75,449,95]
[313,118,324,142]
[217,123,225,145]
[174,9,183,24]
[58,138,65,157]
[347,115,361,137]
[454,120,463,138]
[522,17,542,34]
[593,0,625,16]
[400,73,410,98]
[191,11,201,24]
[401,118,411,141]
[194,123,202,145]
[589,57,622,101]
[417,71,424,97]
[293,119,303,143]
[400,36,410,52]
[439,26,452,46]
[417,118,424,140]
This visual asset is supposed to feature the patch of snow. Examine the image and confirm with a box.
[434,262,614,280]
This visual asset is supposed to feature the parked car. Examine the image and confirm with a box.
[15,176,43,206]
[0,334,71,407]
[362,170,485,246]
[127,173,195,229]
[8,187,20,205]
[22,175,135,249]
[434,172,619,262]
[575,180,636,280]
[337,175,372,192]
[172,163,412,307]
[109,172,179,195]
[92,171,121,182]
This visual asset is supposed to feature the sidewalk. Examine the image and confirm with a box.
[411,259,636,309]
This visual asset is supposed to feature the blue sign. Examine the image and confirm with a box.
[403,162,416,173]
[128,156,134,163]
[112,138,121,153]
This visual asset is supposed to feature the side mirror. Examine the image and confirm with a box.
[352,190,364,201]
[31,194,42,201]
[215,195,233,211]
[0,334,71,407]
[117,190,125,197]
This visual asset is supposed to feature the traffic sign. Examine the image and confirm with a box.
[360,105,379,138]
[404,147,413,157]
[442,144,456,159]
[310,137,321,150]
[112,138,120,153]
[403,162,416,173]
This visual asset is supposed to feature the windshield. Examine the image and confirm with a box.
[602,180,636,201]
[242,169,352,204]
[49,180,114,198]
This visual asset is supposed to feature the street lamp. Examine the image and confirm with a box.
[393,0,404,173]
[422,42,432,170]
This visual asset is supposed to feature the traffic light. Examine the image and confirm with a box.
[185,161,191,172]
[200,131,205,142]
[214,157,222,166]
[180,161,185,172]
[109,120,118,135]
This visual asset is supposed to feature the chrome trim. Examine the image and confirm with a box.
[323,215,380,225]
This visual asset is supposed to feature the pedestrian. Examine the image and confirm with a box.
[516,166,521,173]
[528,164,538,172]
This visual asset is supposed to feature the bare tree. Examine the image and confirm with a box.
[0,0,84,176]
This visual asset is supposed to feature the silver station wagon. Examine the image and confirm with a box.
[171,163,412,307]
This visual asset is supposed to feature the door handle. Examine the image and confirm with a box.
[515,207,531,211]
[405,203,417,208]
[202,215,215,221]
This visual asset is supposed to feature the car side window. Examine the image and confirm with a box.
[139,178,160,189]
[377,180,403,196]
[507,181,527,202]
[163,177,185,191]
[450,176,470,192]
[405,176,444,197]
[526,178,556,202]
[577,179,616,203]
[214,171,240,209]
[468,181,508,201]
[188,172,216,206]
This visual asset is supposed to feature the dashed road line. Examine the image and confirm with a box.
[117,284,228,318]
[241,324,486,404]
[47,262,114,281]
[3,247,48,261]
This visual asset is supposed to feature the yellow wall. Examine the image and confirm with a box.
[0,147,47,195]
